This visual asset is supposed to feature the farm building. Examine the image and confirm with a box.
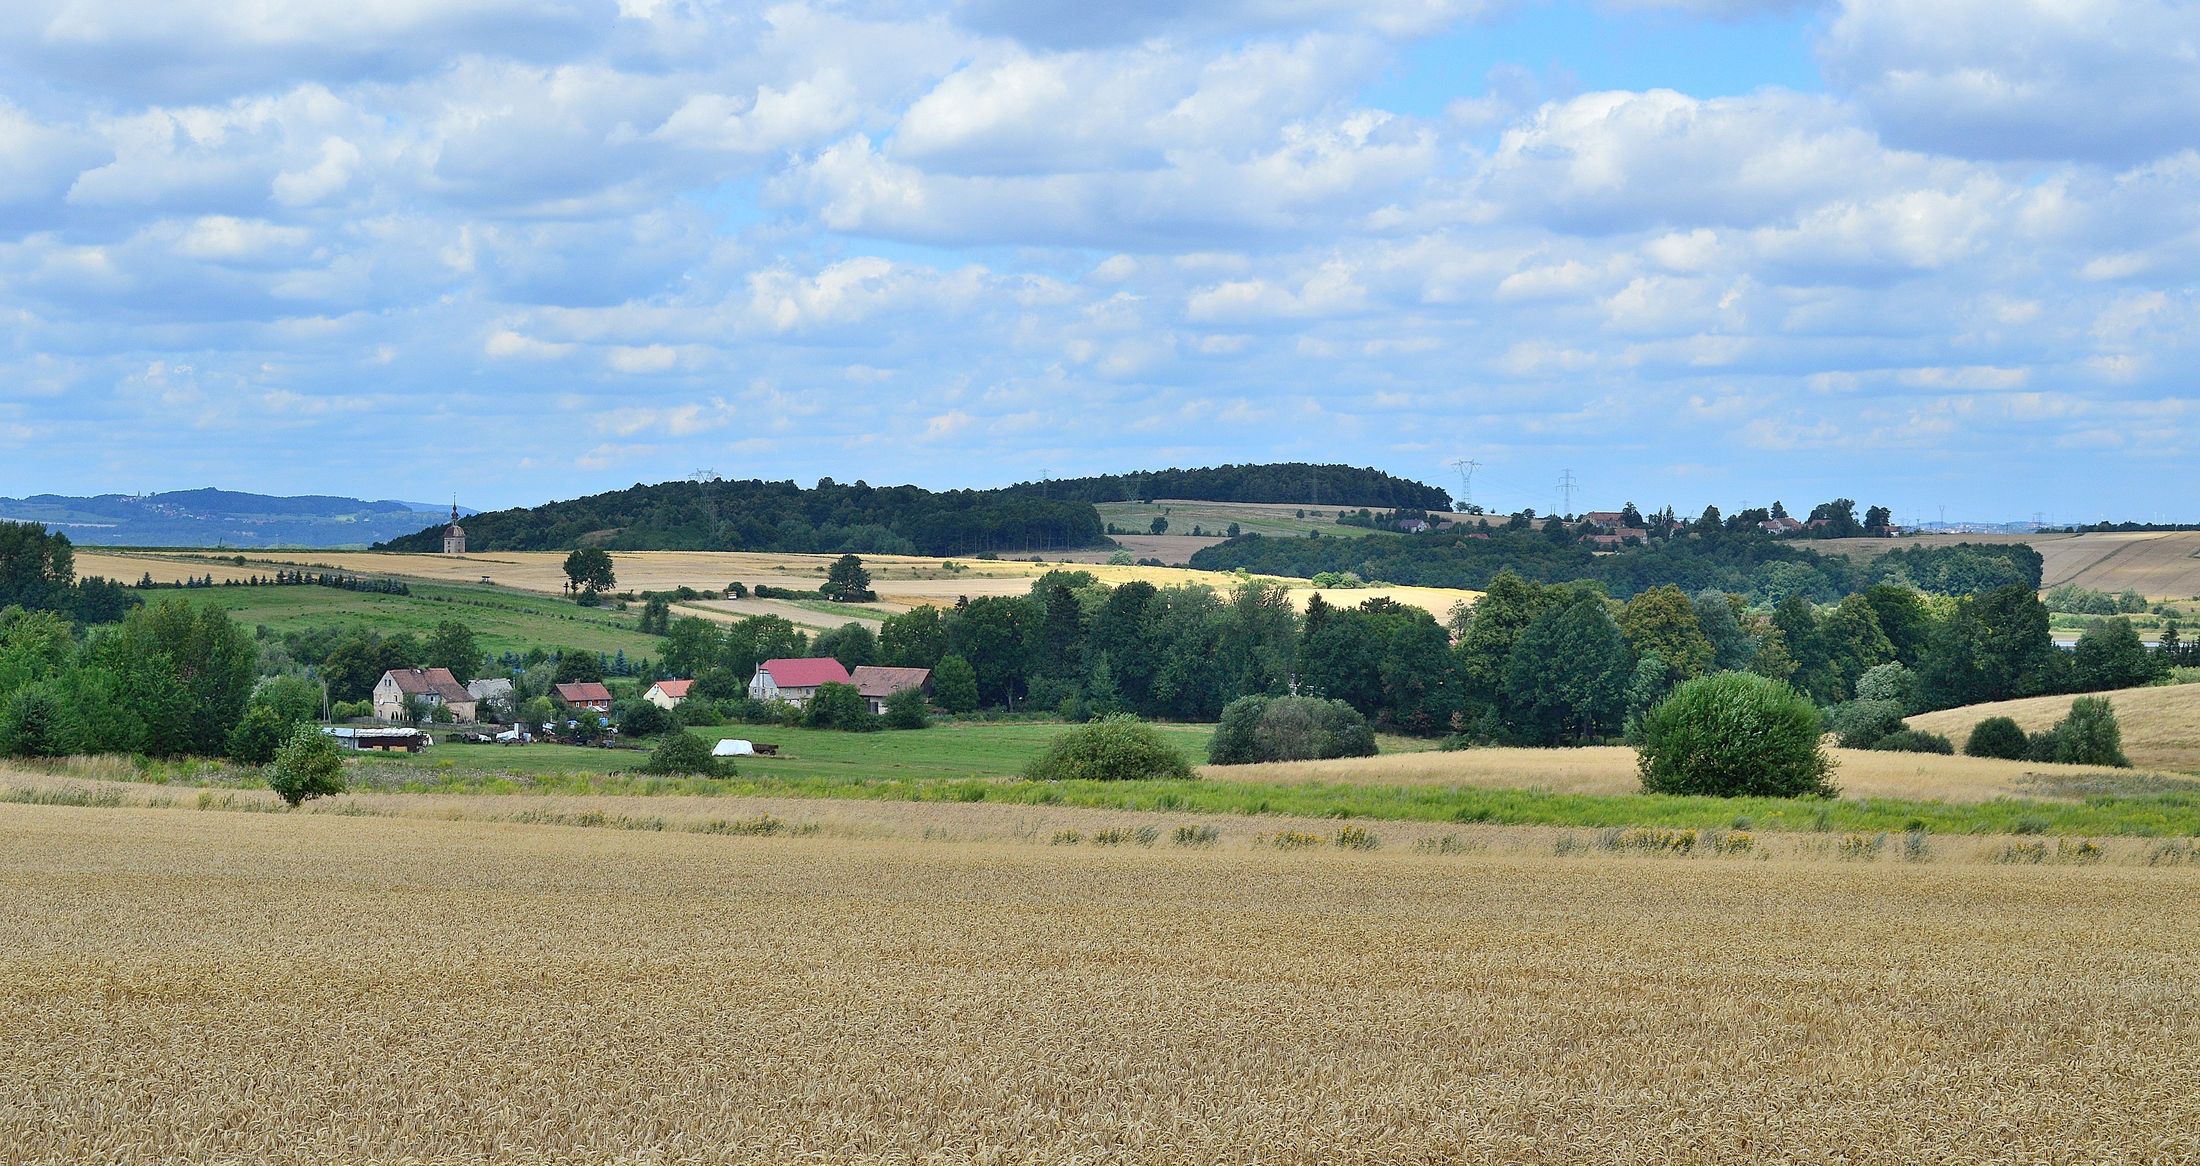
[465,677,513,711]
[643,679,693,710]
[372,668,479,724]
[849,665,932,715]
[321,726,431,753]
[749,658,850,708]
[553,681,614,712]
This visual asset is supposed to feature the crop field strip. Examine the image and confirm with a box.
[2,801,2196,1165]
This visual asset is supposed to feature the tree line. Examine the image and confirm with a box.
[376,478,1104,557]
[1002,463,1452,510]
[1192,523,2040,602]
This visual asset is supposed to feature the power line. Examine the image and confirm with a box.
[1449,458,1480,510]
[1557,469,1578,517]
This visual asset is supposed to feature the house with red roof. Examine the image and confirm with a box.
[553,681,614,712]
[642,679,693,710]
[849,665,932,715]
[749,657,851,708]
[372,667,479,724]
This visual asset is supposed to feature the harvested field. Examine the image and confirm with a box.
[1207,744,2156,803]
[1908,682,2200,774]
[73,548,1483,623]
[2,800,2195,1164]
[1819,530,2200,599]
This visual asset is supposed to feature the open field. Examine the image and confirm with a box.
[1207,743,2164,804]
[3,800,2196,1164]
[1909,682,2200,774]
[159,580,660,659]
[1819,530,2200,599]
[72,547,1484,624]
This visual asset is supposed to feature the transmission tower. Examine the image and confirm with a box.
[1558,469,1578,517]
[1449,458,1480,510]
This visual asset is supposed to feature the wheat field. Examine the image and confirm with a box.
[1207,744,2148,803]
[1907,683,2200,774]
[3,801,2196,1164]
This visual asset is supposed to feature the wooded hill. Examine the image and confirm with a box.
[377,478,1106,557]
[1001,463,1451,510]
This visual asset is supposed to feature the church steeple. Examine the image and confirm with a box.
[442,499,467,555]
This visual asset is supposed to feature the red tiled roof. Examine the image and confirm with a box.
[554,681,613,704]
[382,668,473,705]
[758,658,851,689]
[650,679,693,698]
[849,665,930,699]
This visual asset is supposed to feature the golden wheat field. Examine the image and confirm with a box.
[1908,682,2200,774]
[1206,744,2157,803]
[72,548,1483,623]
[1818,530,2200,598]
[2,800,2196,1165]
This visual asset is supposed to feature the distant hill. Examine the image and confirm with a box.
[0,490,466,548]
[1003,463,1452,511]
[376,478,1105,556]
[1907,683,2200,775]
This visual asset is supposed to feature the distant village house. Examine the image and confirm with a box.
[553,681,614,712]
[643,679,692,710]
[373,668,479,724]
[850,665,932,715]
[749,658,851,708]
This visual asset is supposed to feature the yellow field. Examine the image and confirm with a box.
[3,800,2195,1164]
[1908,682,2200,773]
[1819,530,2200,599]
[1206,744,2148,803]
[69,548,1482,625]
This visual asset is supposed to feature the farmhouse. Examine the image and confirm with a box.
[373,668,479,724]
[465,677,513,713]
[643,679,692,709]
[553,681,614,712]
[749,657,850,708]
[849,665,932,715]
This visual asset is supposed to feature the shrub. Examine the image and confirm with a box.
[1207,695,1377,765]
[0,684,83,759]
[1827,698,1907,749]
[1964,716,2030,760]
[1870,728,1955,754]
[1637,672,1836,798]
[674,699,725,727]
[642,732,722,777]
[2051,696,2130,768]
[617,700,671,738]
[1853,661,1916,707]
[1025,715,1196,782]
[882,686,929,730]
[804,682,880,731]
[266,724,345,807]
[226,703,292,765]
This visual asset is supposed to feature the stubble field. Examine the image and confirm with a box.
[2,801,2195,1165]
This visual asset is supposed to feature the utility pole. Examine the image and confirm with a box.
[1449,458,1480,511]
[1558,469,1578,518]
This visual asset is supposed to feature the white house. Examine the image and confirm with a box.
[644,679,693,710]
[372,668,478,724]
[748,658,850,708]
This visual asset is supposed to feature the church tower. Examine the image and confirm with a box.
[442,502,467,555]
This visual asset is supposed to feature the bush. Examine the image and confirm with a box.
[1870,728,1954,754]
[266,725,345,807]
[1025,715,1196,782]
[618,700,671,738]
[642,732,723,777]
[882,686,929,730]
[1207,695,1376,765]
[1826,698,1907,749]
[226,703,292,765]
[1637,672,1836,798]
[2051,696,2130,768]
[1964,716,2030,760]
[674,698,725,727]
[804,682,880,731]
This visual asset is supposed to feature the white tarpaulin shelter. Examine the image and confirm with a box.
[712,739,755,757]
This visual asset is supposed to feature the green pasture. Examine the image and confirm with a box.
[1095,501,1400,540]
[174,582,660,659]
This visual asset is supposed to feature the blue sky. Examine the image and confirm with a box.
[1,0,2196,524]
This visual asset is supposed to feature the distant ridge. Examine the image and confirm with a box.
[1002,463,1451,511]
[0,489,470,548]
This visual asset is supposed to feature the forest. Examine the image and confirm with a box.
[1001,463,1452,510]
[1191,524,2042,602]
[378,478,1105,556]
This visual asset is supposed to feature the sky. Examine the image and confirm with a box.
[2,0,2197,523]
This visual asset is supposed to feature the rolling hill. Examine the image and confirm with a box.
[0,489,463,548]
[1906,682,2200,773]
[1820,531,2200,599]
